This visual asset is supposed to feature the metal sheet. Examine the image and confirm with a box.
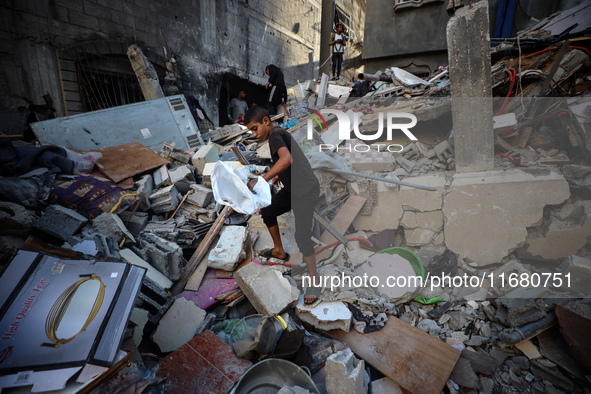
[390,67,431,87]
[31,95,203,152]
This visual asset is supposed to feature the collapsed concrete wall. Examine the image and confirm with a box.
[353,168,572,266]
[0,0,329,125]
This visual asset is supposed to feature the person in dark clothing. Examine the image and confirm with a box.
[245,106,321,304]
[265,64,288,116]
[329,23,348,80]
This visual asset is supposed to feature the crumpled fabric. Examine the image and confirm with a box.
[0,168,55,208]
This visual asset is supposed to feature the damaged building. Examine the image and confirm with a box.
[1,0,591,393]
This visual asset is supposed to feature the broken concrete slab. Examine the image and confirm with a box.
[191,143,219,175]
[186,184,213,208]
[443,169,570,265]
[152,297,206,353]
[33,204,88,241]
[130,308,149,347]
[400,210,444,231]
[153,165,172,188]
[92,212,135,244]
[516,200,591,262]
[158,330,251,393]
[405,228,436,247]
[161,143,191,164]
[135,174,154,211]
[370,377,403,394]
[296,297,352,332]
[149,185,179,214]
[355,253,417,299]
[326,349,365,394]
[133,233,183,281]
[207,225,248,271]
[120,248,173,290]
[168,164,195,184]
[118,211,149,236]
[235,263,299,316]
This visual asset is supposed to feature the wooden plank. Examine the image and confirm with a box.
[89,142,170,183]
[173,205,233,295]
[314,194,366,261]
[329,317,460,394]
[126,44,164,101]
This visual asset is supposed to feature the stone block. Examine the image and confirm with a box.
[152,297,206,352]
[149,185,179,214]
[135,233,183,281]
[153,165,171,188]
[33,204,88,241]
[135,174,154,211]
[118,211,148,236]
[169,164,195,184]
[92,212,136,244]
[353,175,445,232]
[400,210,443,231]
[235,263,299,316]
[187,184,213,208]
[396,156,415,173]
[208,226,247,271]
[157,330,251,393]
[443,169,570,265]
[405,228,435,246]
[326,349,365,394]
[135,278,173,324]
[161,143,191,164]
[178,203,208,220]
[296,297,352,332]
[120,248,173,290]
[191,143,219,175]
[370,377,403,394]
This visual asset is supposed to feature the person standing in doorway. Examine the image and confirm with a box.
[265,64,287,116]
[229,90,248,121]
[329,23,347,80]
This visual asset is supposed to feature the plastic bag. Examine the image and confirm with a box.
[211,161,271,215]
[64,148,103,174]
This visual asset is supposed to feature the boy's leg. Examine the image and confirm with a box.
[336,53,343,78]
[260,188,291,259]
[292,186,321,303]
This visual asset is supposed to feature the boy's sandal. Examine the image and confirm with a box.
[259,248,290,262]
[304,286,321,305]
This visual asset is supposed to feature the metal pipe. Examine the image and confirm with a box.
[498,311,556,345]
[358,73,393,83]
[326,168,437,191]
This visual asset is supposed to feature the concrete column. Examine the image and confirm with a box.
[319,0,333,77]
[446,1,494,173]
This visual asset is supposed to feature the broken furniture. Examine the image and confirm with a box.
[31,95,204,152]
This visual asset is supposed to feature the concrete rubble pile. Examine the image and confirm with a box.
[1,2,591,394]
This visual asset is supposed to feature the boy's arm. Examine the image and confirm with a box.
[262,146,291,181]
[328,33,335,46]
[247,146,291,191]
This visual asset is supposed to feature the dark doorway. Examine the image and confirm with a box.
[218,73,268,127]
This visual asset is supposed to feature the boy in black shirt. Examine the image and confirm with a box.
[245,106,321,304]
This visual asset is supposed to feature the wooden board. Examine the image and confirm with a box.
[90,142,170,183]
[315,194,366,261]
[329,316,460,394]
